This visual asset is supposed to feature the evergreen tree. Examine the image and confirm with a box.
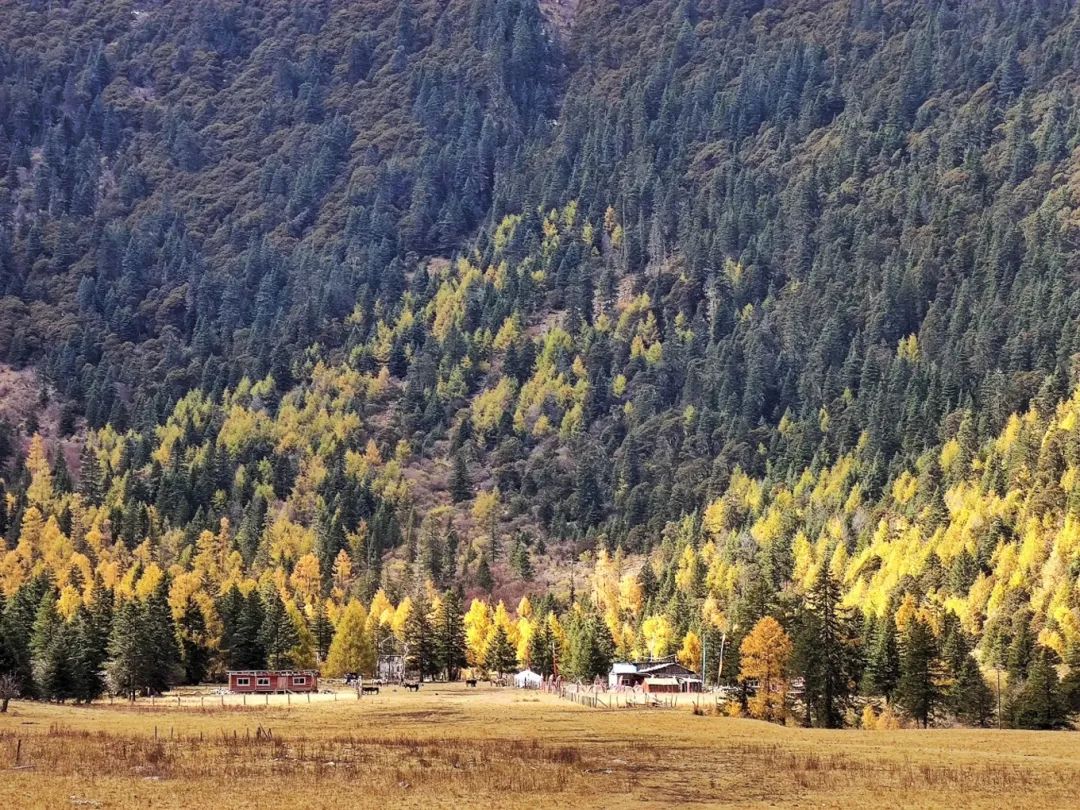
[861,613,900,700]
[950,655,994,727]
[1005,647,1068,730]
[403,594,434,680]
[235,590,267,669]
[476,552,494,593]
[793,564,857,727]
[528,621,556,677]
[259,590,300,670]
[38,622,79,702]
[30,588,61,692]
[895,617,942,728]
[484,624,517,676]
[106,599,145,700]
[433,589,467,680]
[177,600,212,685]
[450,451,472,503]
[312,600,334,662]
[143,579,183,694]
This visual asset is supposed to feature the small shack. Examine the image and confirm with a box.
[514,669,543,689]
[377,636,405,683]
[228,670,318,694]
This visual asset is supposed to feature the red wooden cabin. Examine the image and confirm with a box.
[228,670,319,693]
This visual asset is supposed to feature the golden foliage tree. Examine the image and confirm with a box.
[324,599,374,677]
[739,616,792,723]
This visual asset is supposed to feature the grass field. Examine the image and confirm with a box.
[2,685,1079,809]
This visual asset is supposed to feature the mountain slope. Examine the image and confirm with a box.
[2,0,1080,715]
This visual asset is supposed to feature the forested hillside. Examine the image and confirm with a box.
[2,0,1080,727]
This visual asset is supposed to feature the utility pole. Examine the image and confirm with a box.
[717,632,727,687]
[996,667,1002,729]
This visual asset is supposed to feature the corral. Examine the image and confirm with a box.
[2,684,1079,809]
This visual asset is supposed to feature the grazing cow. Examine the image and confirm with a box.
[361,685,380,695]
[405,681,420,692]
[465,678,477,688]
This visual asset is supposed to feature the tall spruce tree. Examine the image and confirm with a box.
[1005,647,1068,730]
[433,589,467,681]
[793,564,857,727]
[177,600,212,684]
[484,624,517,677]
[403,594,434,680]
[896,617,942,728]
[106,599,145,700]
[861,612,900,700]
[143,578,183,694]
[259,590,300,670]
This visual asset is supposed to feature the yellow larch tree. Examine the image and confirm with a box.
[739,616,792,722]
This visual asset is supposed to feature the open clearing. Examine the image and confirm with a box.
[2,685,1079,809]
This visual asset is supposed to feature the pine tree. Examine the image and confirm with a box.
[1005,647,1068,729]
[861,613,900,700]
[30,588,61,693]
[403,595,434,680]
[510,537,534,581]
[895,617,941,728]
[476,552,494,593]
[484,624,517,677]
[312,601,334,662]
[106,599,145,700]
[70,602,108,703]
[950,655,994,727]
[450,451,472,503]
[793,564,857,727]
[177,600,211,685]
[259,590,300,670]
[1005,614,1036,683]
[235,590,267,669]
[143,579,182,694]
[433,590,467,681]
[528,620,556,677]
[217,585,246,670]
[44,629,79,702]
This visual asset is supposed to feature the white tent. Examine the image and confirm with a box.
[514,669,543,689]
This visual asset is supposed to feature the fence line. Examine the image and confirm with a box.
[547,682,681,710]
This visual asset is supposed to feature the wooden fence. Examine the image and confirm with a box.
[549,683,683,710]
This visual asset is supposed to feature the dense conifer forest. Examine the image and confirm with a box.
[1,0,1080,727]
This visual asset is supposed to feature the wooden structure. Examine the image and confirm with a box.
[608,657,701,692]
[228,670,318,694]
[377,636,406,683]
[643,677,681,693]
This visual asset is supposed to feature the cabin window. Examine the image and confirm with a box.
[235,677,249,686]
[257,677,270,686]
[292,676,307,685]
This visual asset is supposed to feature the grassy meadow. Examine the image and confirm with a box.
[2,685,1078,809]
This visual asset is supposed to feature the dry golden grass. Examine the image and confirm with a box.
[2,685,1079,809]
